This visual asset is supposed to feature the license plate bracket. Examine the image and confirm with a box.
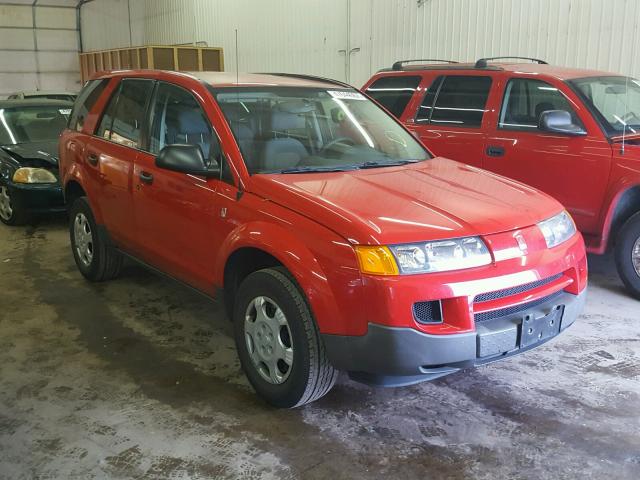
[519,305,564,348]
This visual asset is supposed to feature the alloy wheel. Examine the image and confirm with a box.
[74,213,94,267]
[0,186,13,221]
[244,296,294,384]
[633,236,640,278]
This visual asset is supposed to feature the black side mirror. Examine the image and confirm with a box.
[538,110,587,136]
[155,144,220,178]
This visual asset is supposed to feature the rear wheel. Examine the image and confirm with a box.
[233,267,338,408]
[69,197,122,282]
[0,185,29,226]
[615,212,640,300]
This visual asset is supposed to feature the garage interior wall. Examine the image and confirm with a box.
[0,0,81,97]
[80,0,640,88]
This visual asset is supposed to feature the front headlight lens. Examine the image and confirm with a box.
[389,236,492,274]
[12,167,57,184]
[538,211,576,248]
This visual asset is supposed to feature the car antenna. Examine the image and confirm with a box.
[234,28,245,200]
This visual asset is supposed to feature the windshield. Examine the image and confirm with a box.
[0,105,70,145]
[569,76,640,136]
[212,87,430,174]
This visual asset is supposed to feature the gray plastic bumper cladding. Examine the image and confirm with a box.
[321,290,586,387]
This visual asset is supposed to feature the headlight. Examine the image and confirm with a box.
[538,211,576,248]
[12,167,57,184]
[355,236,492,275]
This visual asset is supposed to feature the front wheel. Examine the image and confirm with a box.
[69,197,122,282]
[615,212,640,300]
[233,267,338,408]
[0,185,29,226]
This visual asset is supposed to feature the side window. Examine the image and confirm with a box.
[418,75,492,127]
[365,75,421,118]
[149,82,221,167]
[499,78,584,131]
[96,79,153,148]
[69,78,108,132]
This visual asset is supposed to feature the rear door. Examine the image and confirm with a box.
[83,78,154,248]
[364,74,422,119]
[483,75,611,234]
[406,73,496,168]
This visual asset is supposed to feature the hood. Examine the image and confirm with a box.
[249,157,563,245]
[0,141,59,167]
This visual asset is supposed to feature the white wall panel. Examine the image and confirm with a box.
[79,0,640,87]
[0,0,80,97]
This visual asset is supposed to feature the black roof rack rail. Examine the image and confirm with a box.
[259,72,354,89]
[475,56,548,68]
[392,59,459,71]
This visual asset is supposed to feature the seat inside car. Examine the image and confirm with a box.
[259,103,310,172]
[166,108,212,160]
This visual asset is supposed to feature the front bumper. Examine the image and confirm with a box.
[322,289,586,386]
[7,182,65,214]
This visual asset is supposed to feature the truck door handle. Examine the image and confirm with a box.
[87,153,99,166]
[139,171,154,185]
[486,146,505,157]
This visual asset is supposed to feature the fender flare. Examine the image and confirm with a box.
[599,179,640,252]
[215,220,342,327]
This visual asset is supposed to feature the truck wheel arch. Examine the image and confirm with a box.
[218,222,340,328]
[605,185,640,249]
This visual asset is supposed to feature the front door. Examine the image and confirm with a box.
[133,81,225,292]
[407,74,495,168]
[483,76,612,234]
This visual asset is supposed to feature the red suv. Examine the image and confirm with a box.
[59,70,587,407]
[364,57,640,299]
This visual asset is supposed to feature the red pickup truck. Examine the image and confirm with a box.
[364,57,640,299]
[59,70,587,407]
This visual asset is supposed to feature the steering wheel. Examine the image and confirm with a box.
[318,137,356,156]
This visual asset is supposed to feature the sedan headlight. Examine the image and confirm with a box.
[13,167,57,184]
[355,236,492,275]
[538,211,576,248]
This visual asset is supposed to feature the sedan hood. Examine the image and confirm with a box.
[1,141,59,167]
[249,157,563,245]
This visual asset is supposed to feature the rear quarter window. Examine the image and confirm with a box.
[69,79,109,132]
[365,75,421,118]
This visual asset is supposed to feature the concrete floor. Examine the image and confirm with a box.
[0,217,639,480]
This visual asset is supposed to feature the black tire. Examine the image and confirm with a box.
[615,212,640,300]
[233,267,338,408]
[69,196,122,282]
[0,185,30,226]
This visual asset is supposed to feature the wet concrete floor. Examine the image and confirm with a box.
[1,217,639,479]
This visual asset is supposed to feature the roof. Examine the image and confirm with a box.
[377,62,623,81]
[92,69,350,89]
[0,98,74,109]
[11,90,77,97]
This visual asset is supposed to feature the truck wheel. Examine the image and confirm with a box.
[0,185,29,226]
[233,267,338,408]
[69,197,122,282]
[615,212,640,300]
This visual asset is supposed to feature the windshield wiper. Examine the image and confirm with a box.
[357,159,421,169]
[272,165,359,174]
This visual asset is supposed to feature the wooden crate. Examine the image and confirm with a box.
[79,45,224,83]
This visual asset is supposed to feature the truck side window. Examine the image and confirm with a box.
[148,82,224,173]
[96,79,153,148]
[365,75,421,118]
[499,78,584,131]
[69,78,109,132]
[417,76,492,127]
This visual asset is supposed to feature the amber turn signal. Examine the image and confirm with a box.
[355,246,399,276]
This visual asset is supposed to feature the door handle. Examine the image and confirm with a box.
[486,146,505,157]
[139,171,154,185]
[87,153,99,166]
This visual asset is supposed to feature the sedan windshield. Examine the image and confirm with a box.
[0,106,70,145]
[569,76,640,136]
[212,87,430,174]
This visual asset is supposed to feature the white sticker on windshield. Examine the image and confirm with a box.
[328,90,366,101]
[59,109,71,115]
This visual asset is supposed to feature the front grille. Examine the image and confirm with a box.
[474,273,563,303]
[413,300,443,324]
[474,290,564,323]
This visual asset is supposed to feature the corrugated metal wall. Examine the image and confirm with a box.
[80,0,640,87]
[0,0,81,97]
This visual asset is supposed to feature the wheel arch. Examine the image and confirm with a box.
[604,184,640,249]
